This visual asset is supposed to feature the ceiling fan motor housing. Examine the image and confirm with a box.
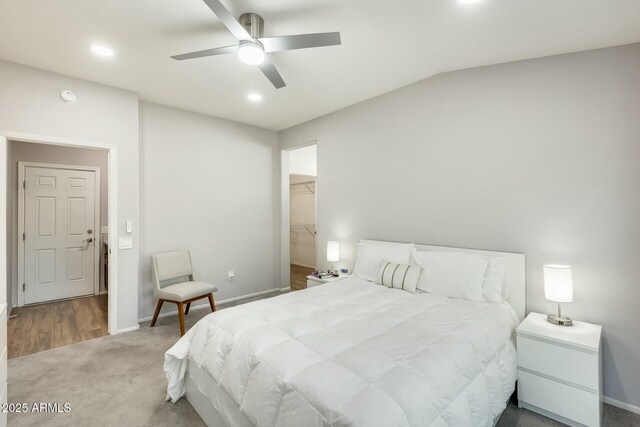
[239,13,264,38]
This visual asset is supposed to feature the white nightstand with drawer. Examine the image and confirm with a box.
[517,312,602,427]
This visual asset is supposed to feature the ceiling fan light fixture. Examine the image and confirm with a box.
[170,0,342,88]
[238,41,265,65]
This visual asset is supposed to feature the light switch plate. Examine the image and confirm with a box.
[119,237,133,250]
[126,221,133,234]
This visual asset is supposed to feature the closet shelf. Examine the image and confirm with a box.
[290,223,316,237]
[290,180,316,195]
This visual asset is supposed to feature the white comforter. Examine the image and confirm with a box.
[165,277,518,427]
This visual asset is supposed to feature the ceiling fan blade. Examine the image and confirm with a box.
[259,32,341,53]
[202,0,252,41]
[259,56,286,89]
[171,45,238,61]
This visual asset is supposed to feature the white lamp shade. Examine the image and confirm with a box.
[326,241,340,262]
[543,264,573,303]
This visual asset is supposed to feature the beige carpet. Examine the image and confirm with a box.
[7,291,282,427]
[8,290,640,427]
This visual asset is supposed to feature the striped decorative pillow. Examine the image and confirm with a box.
[377,261,422,294]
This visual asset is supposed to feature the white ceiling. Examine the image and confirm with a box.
[1,0,639,130]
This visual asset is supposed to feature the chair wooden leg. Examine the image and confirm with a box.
[185,302,191,315]
[150,300,164,327]
[208,293,216,312]
[177,302,186,336]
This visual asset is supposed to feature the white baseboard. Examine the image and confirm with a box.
[216,288,284,305]
[604,396,640,415]
[137,288,286,323]
[115,325,140,334]
[99,290,109,295]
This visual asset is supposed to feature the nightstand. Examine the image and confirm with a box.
[306,275,345,288]
[517,312,602,427]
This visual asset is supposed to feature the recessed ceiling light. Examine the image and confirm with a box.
[247,93,262,102]
[91,44,114,57]
[459,0,482,3]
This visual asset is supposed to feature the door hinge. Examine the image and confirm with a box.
[22,232,25,241]
[22,283,25,292]
[23,180,25,189]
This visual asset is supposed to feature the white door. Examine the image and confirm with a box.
[24,166,96,304]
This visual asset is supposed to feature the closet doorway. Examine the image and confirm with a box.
[290,174,316,289]
[284,144,317,290]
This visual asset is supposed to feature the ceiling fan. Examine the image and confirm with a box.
[171,0,342,89]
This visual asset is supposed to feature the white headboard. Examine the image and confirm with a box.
[361,240,526,321]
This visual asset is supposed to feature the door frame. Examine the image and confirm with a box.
[17,161,101,306]
[280,141,317,288]
[0,129,118,335]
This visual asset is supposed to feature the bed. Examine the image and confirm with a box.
[165,242,525,426]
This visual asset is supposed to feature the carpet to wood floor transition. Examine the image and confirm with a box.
[7,290,640,426]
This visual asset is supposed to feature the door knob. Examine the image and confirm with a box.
[86,237,94,243]
[87,229,93,234]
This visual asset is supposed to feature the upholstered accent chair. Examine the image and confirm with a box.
[150,250,217,335]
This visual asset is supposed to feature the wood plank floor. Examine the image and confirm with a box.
[8,295,108,359]
[291,264,314,291]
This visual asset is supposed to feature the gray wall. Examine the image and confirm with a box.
[138,102,279,320]
[6,141,110,304]
[279,43,640,407]
[0,60,140,331]
[0,60,281,328]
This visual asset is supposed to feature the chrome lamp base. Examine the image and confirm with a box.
[547,314,573,326]
[547,303,573,326]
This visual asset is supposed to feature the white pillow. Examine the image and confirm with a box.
[376,262,422,294]
[483,257,510,302]
[353,243,413,282]
[414,251,489,302]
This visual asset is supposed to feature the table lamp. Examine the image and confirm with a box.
[544,264,573,326]
[327,241,339,273]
